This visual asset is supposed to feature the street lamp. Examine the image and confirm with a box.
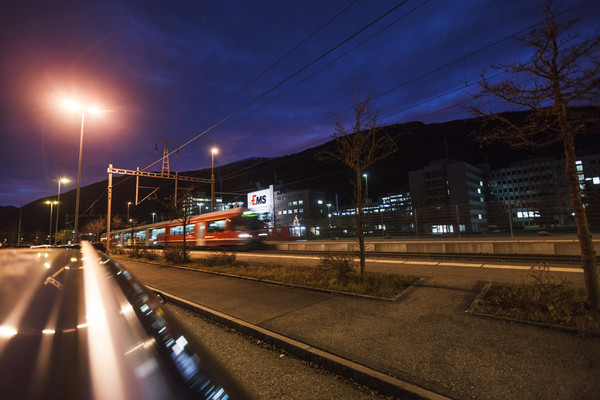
[151,212,156,223]
[362,173,368,205]
[45,200,58,245]
[53,177,69,245]
[127,201,132,223]
[64,100,101,243]
[210,147,218,212]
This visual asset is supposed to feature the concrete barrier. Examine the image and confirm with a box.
[266,238,600,257]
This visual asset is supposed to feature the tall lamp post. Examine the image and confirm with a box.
[64,100,101,243]
[127,201,132,223]
[53,177,69,245]
[45,200,58,245]
[210,147,218,212]
[362,173,368,205]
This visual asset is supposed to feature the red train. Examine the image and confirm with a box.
[102,207,267,248]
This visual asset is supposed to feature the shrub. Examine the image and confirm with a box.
[163,245,189,264]
[318,252,356,280]
[109,246,126,256]
[198,251,237,267]
[476,263,600,331]
[141,247,159,261]
[128,245,143,259]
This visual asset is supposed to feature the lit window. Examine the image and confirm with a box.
[593,177,600,185]
[317,200,323,205]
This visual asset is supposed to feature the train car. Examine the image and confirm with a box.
[102,207,266,249]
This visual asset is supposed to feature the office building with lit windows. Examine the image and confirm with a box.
[487,154,600,230]
[409,159,488,234]
[273,189,328,236]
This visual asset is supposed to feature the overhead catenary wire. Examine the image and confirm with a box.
[219,0,360,107]
[79,0,595,216]
[139,0,412,174]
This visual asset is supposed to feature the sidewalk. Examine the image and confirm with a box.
[118,259,600,400]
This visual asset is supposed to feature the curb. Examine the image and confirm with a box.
[149,285,451,400]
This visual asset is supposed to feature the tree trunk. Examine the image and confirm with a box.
[563,134,600,311]
[355,169,366,277]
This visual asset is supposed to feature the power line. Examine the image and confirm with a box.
[139,1,412,174]
[236,0,432,123]
[81,1,595,211]
[219,0,360,107]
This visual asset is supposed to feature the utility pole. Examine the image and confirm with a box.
[17,206,22,246]
[211,147,218,212]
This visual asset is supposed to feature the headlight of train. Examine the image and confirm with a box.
[238,233,252,238]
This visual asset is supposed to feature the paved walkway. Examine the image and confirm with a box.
[117,259,600,400]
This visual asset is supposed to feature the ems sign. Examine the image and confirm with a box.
[247,186,273,214]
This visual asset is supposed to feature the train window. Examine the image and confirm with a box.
[207,219,226,233]
[151,228,165,240]
[135,230,147,241]
[170,225,184,235]
[185,224,194,235]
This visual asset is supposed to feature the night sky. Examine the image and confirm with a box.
[1,0,598,207]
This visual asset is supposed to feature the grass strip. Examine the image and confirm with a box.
[475,283,600,332]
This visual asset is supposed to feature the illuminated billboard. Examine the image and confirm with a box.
[247,186,274,214]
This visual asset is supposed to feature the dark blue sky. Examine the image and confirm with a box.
[1,0,598,206]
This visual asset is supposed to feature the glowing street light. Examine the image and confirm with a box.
[53,177,69,245]
[45,200,58,245]
[151,212,156,223]
[64,99,101,243]
[127,201,132,223]
[210,147,218,212]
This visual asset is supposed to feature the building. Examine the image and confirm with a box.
[487,154,600,230]
[274,189,327,237]
[409,159,488,234]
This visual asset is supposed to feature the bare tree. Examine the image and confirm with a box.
[317,94,398,276]
[470,4,600,310]
[82,216,107,243]
[111,215,125,231]
[162,189,197,261]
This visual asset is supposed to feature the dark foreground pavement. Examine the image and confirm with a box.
[117,259,600,400]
